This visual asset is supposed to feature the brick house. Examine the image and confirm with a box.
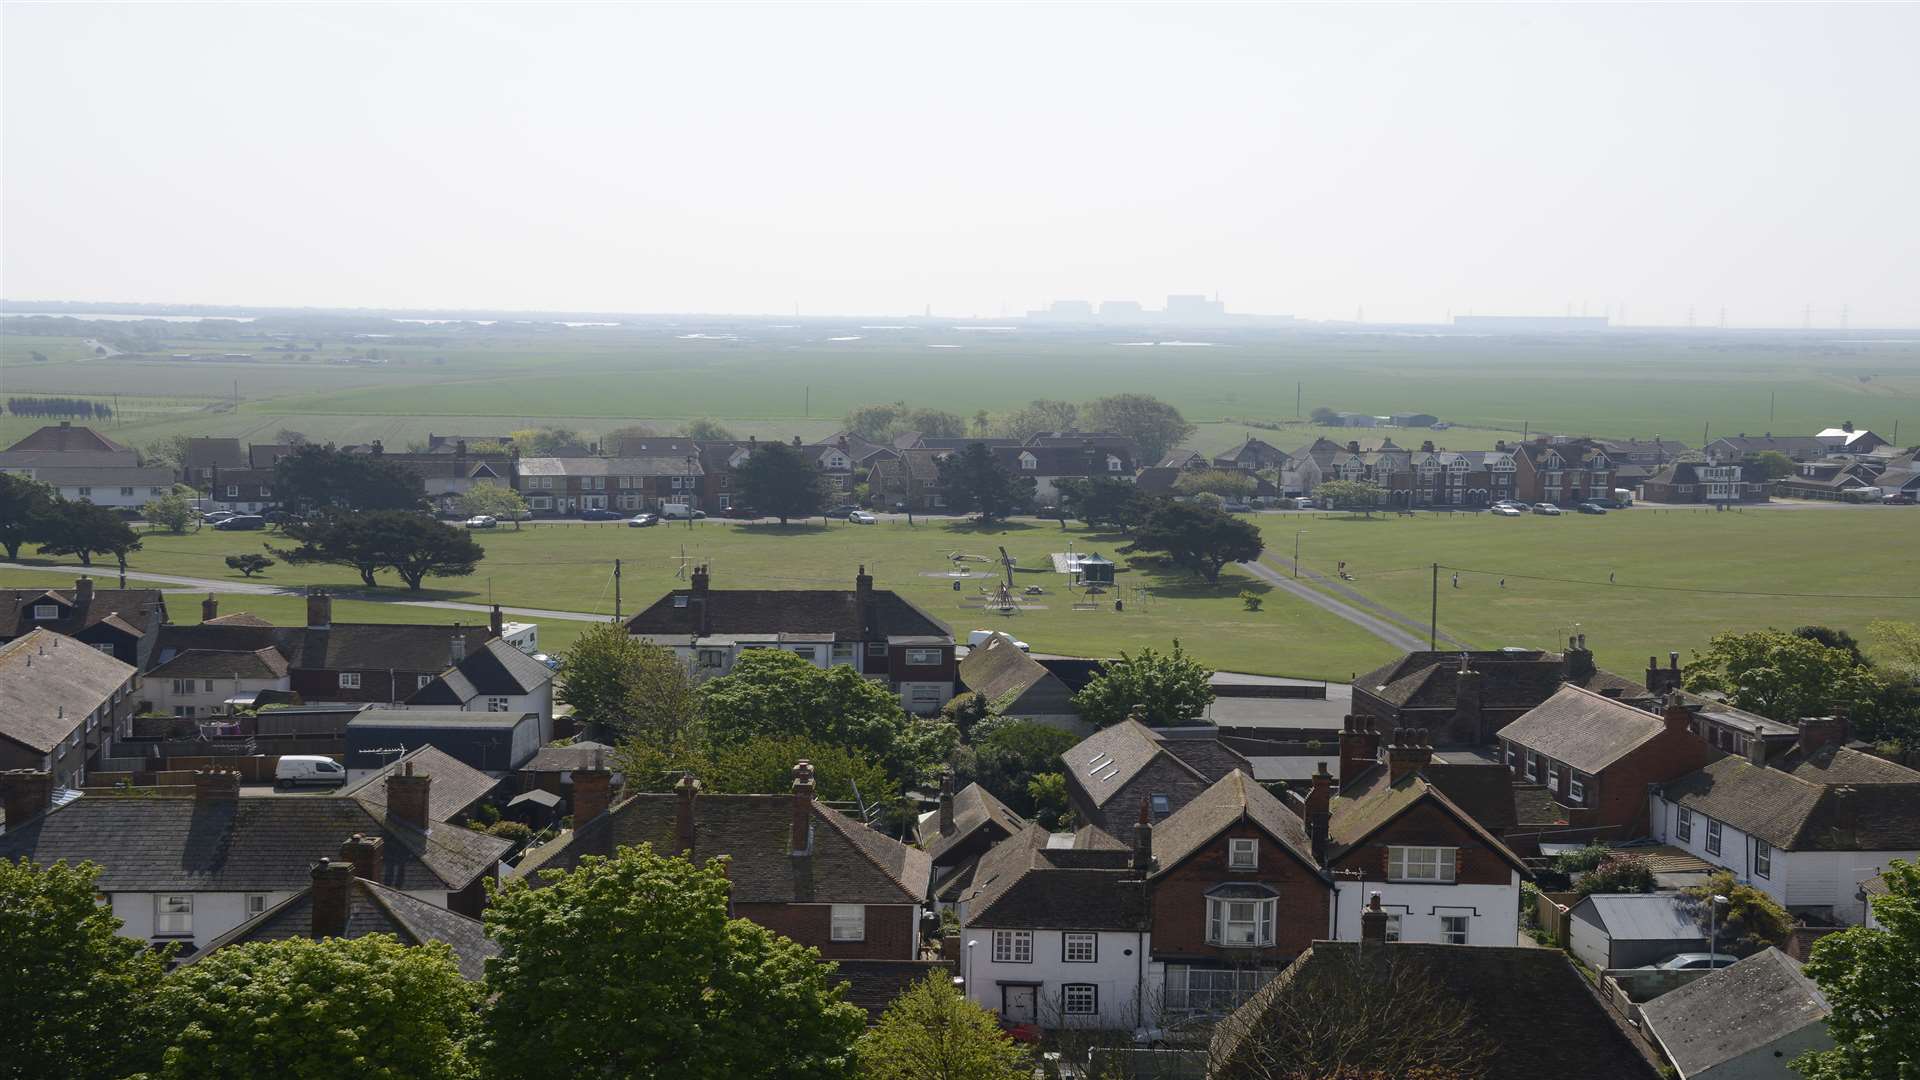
[1772,459,1882,502]
[1,577,168,667]
[1059,718,1251,849]
[517,446,701,516]
[917,768,1029,897]
[1497,688,1712,837]
[1640,461,1769,504]
[1353,643,1655,747]
[1510,437,1616,506]
[1212,437,1291,473]
[0,629,139,789]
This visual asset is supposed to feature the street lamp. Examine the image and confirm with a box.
[1708,893,1728,958]
[1294,530,1307,579]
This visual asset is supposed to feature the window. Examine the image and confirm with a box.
[121,486,135,496]
[172,679,191,694]
[830,904,865,942]
[1441,915,1469,945]
[1019,452,1038,470]
[1569,776,1586,804]
[830,642,855,665]
[33,604,58,620]
[204,679,215,692]
[909,685,945,708]
[1062,984,1098,1016]
[1063,932,1097,962]
[1754,839,1771,879]
[1524,754,1538,782]
[1383,914,1402,942]
[1207,894,1277,946]
[418,674,433,689]
[486,697,510,712]
[77,487,91,497]
[155,894,193,936]
[246,894,268,917]
[1677,807,1693,842]
[1228,838,1259,870]
[338,672,361,689]
[226,485,239,497]
[1506,744,1519,771]
[1149,794,1171,821]
[905,648,942,666]
[1387,846,1456,883]
[1546,762,1560,790]
[867,642,887,657]
[697,648,727,669]
[1705,819,1723,856]
[992,930,1033,963]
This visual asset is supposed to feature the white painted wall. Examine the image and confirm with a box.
[106,887,453,949]
[1330,873,1520,946]
[145,675,287,717]
[960,928,1148,1031]
[1686,1019,1830,1080]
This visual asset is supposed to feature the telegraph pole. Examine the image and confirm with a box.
[1430,564,1439,650]
[614,558,621,619]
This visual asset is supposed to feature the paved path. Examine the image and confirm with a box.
[1290,563,1474,651]
[1241,554,1430,653]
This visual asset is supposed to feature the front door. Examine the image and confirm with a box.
[1001,984,1038,1024]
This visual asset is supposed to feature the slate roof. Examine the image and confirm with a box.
[959,822,1144,930]
[1419,761,1520,831]
[1152,729,1255,782]
[516,791,931,905]
[921,782,1026,863]
[184,437,247,471]
[521,741,613,773]
[957,634,1070,711]
[1573,893,1704,942]
[196,876,499,981]
[1062,720,1208,810]
[147,621,486,676]
[1325,765,1528,874]
[147,646,288,681]
[407,637,553,705]
[10,464,177,487]
[1708,435,1828,460]
[991,444,1135,477]
[1641,948,1830,1078]
[1659,748,1920,851]
[1151,771,1318,875]
[1131,466,1181,493]
[0,794,510,892]
[0,584,166,644]
[342,744,502,823]
[1497,685,1670,773]
[624,577,950,642]
[1357,650,1652,713]
[1212,942,1661,1080]
[0,629,134,753]
[4,423,130,455]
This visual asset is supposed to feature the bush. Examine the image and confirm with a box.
[1239,590,1263,612]
[1573,856,1656,897]
[1551,843,1612,875]
[1683,872,1792,955]
[486,820,534,843]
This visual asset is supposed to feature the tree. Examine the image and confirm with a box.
[272,513,387,586]
[1684,629,1882,723]
[1793,859,1919,1080]
[1056,477,1155,530]
[993,399,1079,441]
[961,719,1081,818]
[1309,406,1340,425]
[1081,393,1195,462]
[936,442,1034,522]
[1175,469,1259,499]
[1682,872,1791,956]
[603,425,661,454]
[1867,620,1920,681]
[1795,625,1866,665]
[617,735,899,807]
[38,500,142,571]
[274,444,427,513]
[274,428,310,446]
[556,623,701,742]
[481,843,866,1080]
[1121,501,1263,583]
[0,859,169,1080]
[272,510,483,590]
[1025,773,1071,830]
[1571,856,1657,897]
[905,408,966,437]
[509,426,586,455]
[698,649,913,772]
[1751,450,1797,480]
[856,971,1030,1080]
[225,553,274,577]
[0,472,55,560]
[736,439,830,524]
[142,432,197,473]
[148,935,477,1080]
[1314,478,1387,516]
[683,417,735,440]
[845,402,910,441]
[457,481,530,530]
[1071,642,1215,728]
[143,487,199,534]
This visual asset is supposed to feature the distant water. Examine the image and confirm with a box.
[827,335,863,341]
[394,318,497,325]
[2,312,255,323]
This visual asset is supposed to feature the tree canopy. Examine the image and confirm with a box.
[617,734,899,808]
[1121,500,1263,583]
[1055,476,1156,529]
[1070,642,1216,728]
[698,648,913,768]
[682,417,735,440]
[936,442,1033,521]
[37,499,142,571]
[1684,629,1882,723]
[1314,478,1387,515]
[1794,859,1920,1080]
[1682,872,1791,956]
[1174,469,1258,498]
[0,472,55,560]
[556,623,701,742]
[273,444,427,513]
[273,510,483,590]
[992,399,1079,442]
[856,971,1030,1080]
[1080,393,1195,462]
[142,487,199,534]
[457,481,529,529]
[736,439,830,524]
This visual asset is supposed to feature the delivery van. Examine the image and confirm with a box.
[275,755,347,788]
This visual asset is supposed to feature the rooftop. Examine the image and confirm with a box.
[0,629,135,753]
[1640,949,1829,1078]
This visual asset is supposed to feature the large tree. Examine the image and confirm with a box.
[0,860,169,1080]
[38,499,142,571]
[617,734,898,807]
[457,480,529,530]
[856,971,1031,1080]
[481,843,866,1080]
[993,399,1079,442]
[272,510,483,590]
[1121,501,1263,583]
[682,417,735,441]
[557,623,701,742]
[509,426,586,455]
[273,444,427,513]
[142,487,199,534]
[272,513,387,586]
[1794,859,1920,1080]
[1055,477,1156,530]
[1070,641,1216,727]
[905,408,967,437]
[737,439,830,524]
[845,402,909,441]
[936,442,1034,522]
[1684,629,1882,723]
[698,648,913,770]
[1314,478,1387,516]
[148,935,477,1080]
[0,472,55,560]
[1175,469,1259,499]
[1080,393,1195,462]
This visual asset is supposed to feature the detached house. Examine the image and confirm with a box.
[1212,437,1291,473]
[1059,718,1251,849]
[0,423,175,510]
[1640,461,1768,504]
[1,577,168,667]
[918,769,1028,897]
[407,631,555,725]
[994,443,1135,502]
[1353,643,1654,746]
[1498,687,1712,836]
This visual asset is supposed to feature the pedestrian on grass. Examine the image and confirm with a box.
[1451,573,1459,589]
[1499,578,1506,589]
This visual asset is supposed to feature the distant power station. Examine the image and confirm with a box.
[1026,294,1239,324]
[1453,315,1610,331]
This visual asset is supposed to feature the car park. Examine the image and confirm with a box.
[464,515,498,529]
[213,514,266,530]
[848,510,877,524]
[627,513,658,527]
[1577,502,1607,514]
[579,508,623,521]
[1532,503,1563,516]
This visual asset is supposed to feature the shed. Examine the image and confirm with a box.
[344,709,542,777]
[505,788,564,829]
[1640,948,1831,1080]
[1569,893,1707,972]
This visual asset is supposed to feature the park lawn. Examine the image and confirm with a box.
[1259,507,1920,678]
[9,520,1392,680]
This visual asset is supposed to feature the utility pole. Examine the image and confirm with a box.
[1770,391,1775,424]
[614,558,621,619]
[804,385,810,418]
[1430,564,1439,650]
[1296,381,1302,419]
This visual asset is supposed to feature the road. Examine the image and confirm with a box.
[1241,554,1437,654]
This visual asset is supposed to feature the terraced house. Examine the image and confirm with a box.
[517,442,703,515]
[1510,436,1616,506]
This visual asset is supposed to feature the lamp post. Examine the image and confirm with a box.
[1708,892,1728,958]
[1294,529,1307,579]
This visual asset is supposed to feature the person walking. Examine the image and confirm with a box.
[1499,578,1506,589]
[1451,573,1460,589]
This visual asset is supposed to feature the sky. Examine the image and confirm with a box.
[3,2,1917,326]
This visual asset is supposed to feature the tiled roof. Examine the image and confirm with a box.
[408,638,552,705]
[0,584,166,643]
[1151,730,1254,782]
[1496,685,1669,774]
[1062,720,1206,810]
[342,744,503,823]
[1213,942,1661,1080]
[1357,650,1652,712]
[959,823,1144,930]
[1326,765,1527,872]
[831,959,956,1021]
[0,629,134,753]
[625,581,949,641]
[184,437,247,470]
[1151,770,1317,875]
[1512,783,1569,826]
[1641,948,1829,1078]
[957,634,1063,708]
[148,621,487,676]
[146,646,288,681]
[4,424,129,455]
[521,741,613,773]
[9,465,177,486]
[1659,749,1920,851]
[196,877,499,981]
[920,782,1026,863]
[1419,762,1519,831]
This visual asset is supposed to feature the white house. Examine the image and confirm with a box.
[143,646,290,719]
[406,635,555,738]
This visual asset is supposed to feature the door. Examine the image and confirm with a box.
[1001,985,1038,1024]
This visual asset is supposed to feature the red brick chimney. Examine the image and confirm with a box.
[855,564,874,635]
[790,760,815,854]
[310,859,354,938]
[340,833,384,881]
[938,766,956,836]
[1564,634,1596,683]
[489,604,504,640]
[572,755,612,826]
[1132,796,1155,873]
[1337,715,1375,789]
[674,772,700,855]
[689,565,712,636]
[1306,762,1332,862]
[202,594,218,622]
[1387,730,1432,785]
[1795,712,1850,757]
[306,589,332,630]
[0,770,53,826]
[1663,701,1695,737]
[1452,656,1484,742]
[74,576,94,608]
[193,768,240,801]
[385,762,432,829]
[1361,892,1389,943]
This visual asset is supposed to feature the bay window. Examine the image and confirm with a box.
[1205,884,1276,947]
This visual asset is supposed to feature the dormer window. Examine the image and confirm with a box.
[673,595,690,608]
[1019,452,1038,471]
[1150,794,1171,821]
[33,604,59,620]
[1106,455,1122,472]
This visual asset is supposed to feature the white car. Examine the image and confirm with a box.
[848,510,877,524]
[967,629,1031,651]
[1492,505,1524,517]
[464,515,498,529]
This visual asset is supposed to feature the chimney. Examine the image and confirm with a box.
[1132,797,1155,873]
[310,860,355,938]
[938,767,956,836]
[1795,712,1850,757]
[370,439,384,456]
[456,439,467,458]
[1564,634,1596,683]
[792,435,802,447]
[1746,724,1770,765]
[1453,658,1484,742]
[74,576,94,608]
[1387,729,1432,785]
[340,832,384,882]
[1338,715,1377,789]
[1421,440,1435,452]
[489,604,504,640]
[1361,892,1389,943]
[1305,762,1332,862]
[306,590,332,630]
[450,635,466,665]
[673,772,699,854]
[1663,701,1695,737]
[572,755,612,826]
[385,762,432,829]
[1347,440,1361,453]
[855,564,874,631]
[193,768,240,801]
[0,770,54,826]
[691,564,710,596]
[201,594,218,622]
[790,760,815,854]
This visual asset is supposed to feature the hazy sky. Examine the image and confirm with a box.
[4,3,1917,325]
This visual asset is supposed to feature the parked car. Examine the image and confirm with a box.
[1492,504,1525,517]
[262,509,292,524]
[968,629,1030,651]
[1221,500,1255,513]
[848,510,877,524]
[579,508,623,521]
[532,653,561,670]
[201,510,237,523]
[1642,952,1740,971]
[1576,502,1608,515]
[627,513,658,527]
[275,755,347,788]
[823,504,861,520]
[1532,503,1563,516]
[464,515,498,529]
[1293,498,1315,509]
[213,514,266,530]
[1132,1012,1229,1048]
[1885,492,1916,505]
[660,503,705,520]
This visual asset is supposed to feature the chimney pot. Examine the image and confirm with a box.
[1387,732,1432,784]
[791,760,815,854]
[202,594,218,622]
[192,768,240,801]
[0,770,55,826]
[340,832,385,881]
[306,590,332,630]
[1361,891,1389,943]
[489,605,504,640]
[1132,796,1155,872]
[938,767,956,836]
[74,577,94,607]
[310,859,355,938]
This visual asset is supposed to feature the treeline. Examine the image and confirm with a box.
[6,396,113,420]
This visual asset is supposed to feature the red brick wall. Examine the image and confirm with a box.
[734,902,918,961]
[1327,801,1513,885]
[888,644,956,685]
[1593,728,1710,834]
[1149,821,1329,962]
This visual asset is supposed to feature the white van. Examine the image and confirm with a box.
[275,755,347,788]
[660,503,705,520]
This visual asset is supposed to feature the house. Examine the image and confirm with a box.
[202,468,279,513]
[0,764,513,950]
[1773,459,1882,501]
[515,740,618,817]
[1814,423,1889,455]
[0,576,168,667]
[1058,718,1250,849]
[0,423,177,509]
[516,450,700,516]
[1156,448,1208,470]
[194,853,499,981]
[624,565,957,715]
[1648,716,1920,925]
[1510,437,1617,506]
[1704,434,1833,465]
[516,761,933,962]
[1353,643,1655,746]
[993,443,1134,502]
[146,643,289,719]
[918,769,1028,897]
[342,744,504,825]
[1211,437,1291,473]
[1211,935,1661,1080]
[182,437,247,483]
[1593,436,1694,469]
[1497,688,1711,836]
[1640,948,1832,1080]
[956,632,1079,730]
[407,628,555,728]
[0,628,138,790]
[1873,464,1920,501]
[1568,893,1708,971]
[344,709,545,778]
[1640,461,1770,504]
[692,435,875,513]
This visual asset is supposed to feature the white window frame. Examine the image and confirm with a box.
[486,696,510,712]
[1677,807,1693,843]
[1754,839,1771,879]
[829,642,856,666]
[1383,914,1402,941]
[697,648,728,669]
[1546,762,1560,790]
[338,672,361,689]
[905,648,942,666]
[830,904,865,942]
[1228,838,1259,870]
[1207,895,1276,947]
[1063,932,1097,963]
[1568,776,1586,804]
[1441,915,1469,945]
[418,674,433,689]
[1524,754,1538,782]
[992,929,1033,963]
[246,894,268,917]
[1061,983,1098,1016]
[155,894,193,936]
[33,604,58,620]
[1387,846,1456,883]
[1705,818,1723,856]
